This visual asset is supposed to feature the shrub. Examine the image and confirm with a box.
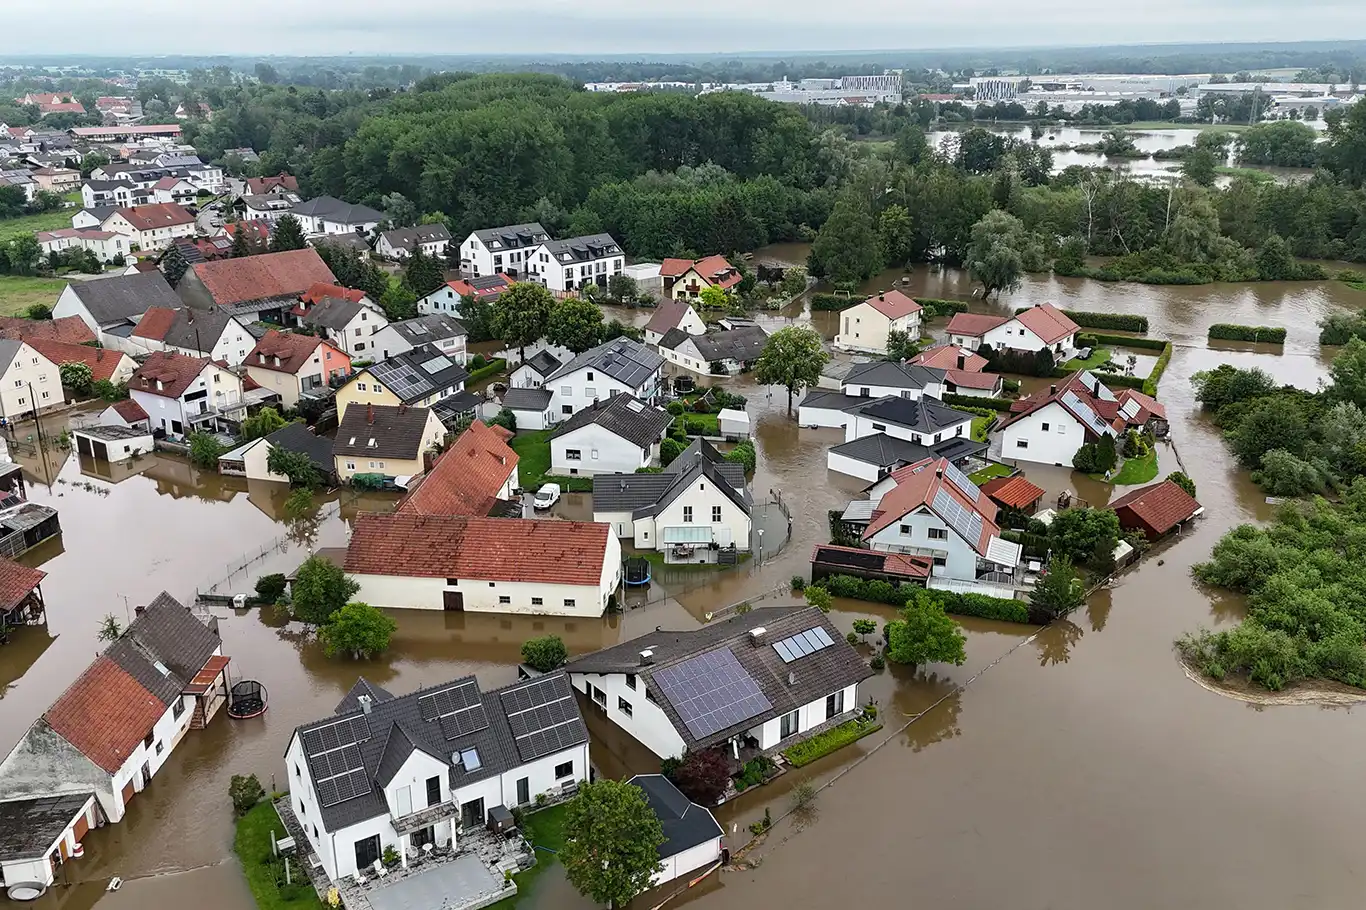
[1208,324,1287,343]
[782,717,883,767]
[942,393,1013,411]
[790,781,818,810]
[916,298,971,318]
[666,400,686,415]
[671,749,731,804]
[847,630,860,645]
[790,575,806,591]
[869,654,886,671]
[255,573,287,603]
[805,585,833,612]
[852,618,877,639]
[467,357,506,384]
[1078,332,1168,351]
[469,354,487,370]
[229,773,265,815]
[490,407,517,432]
[734,755,777,790]
[521,634,568,672]
[725,440,756,473]
[812,574,1031,623]
[1169,471,1197,498]
[810,293,851,311]
[1016,308,1147,332]
[660,437,685,466]
[1143,342,1173,397]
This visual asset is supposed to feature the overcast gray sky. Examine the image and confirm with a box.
[8,0,1366,56]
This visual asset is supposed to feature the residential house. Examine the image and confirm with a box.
[862,457,1023,595]
[417,275,512,316]
[0,340,63,420]
[123,306,257,366]
[101,203,196,251]
[545,337,664,422]
[0,316,95,346]
[70,206,117,230]
[72,424,154,463]
[657,324,768,376]
[243,331,351,410]
[0,794,102,897]
[298,295,387,359]
[333,403,445,483]
[459,223,550,279]
[150,176,199,206]
[833,290,924,355]
[644,299,706,347]
[53,271,183,338]
[502,388,556,431]
[218,422,335,485]
[218,220,274,248]
[310,233,372,256]
[240,193,300,224]
[0,593,229,826]
[592,438,751,560]
[343,511,621,615]
[375,224,452,260]
[523,234,624,294]
[630,775,724,885]
[907,343,1003,398]
[840,361,948,402]
[244,173,297,195]
[334,346,470,419]
[659,256,741,300]
[1109,479,1204,540]
[996,370,1166,467]
[369,314,467,363]
[282,672,589,883]
[564,605,871,762]
[549,394,673,477]
[945,303,1080,357]
[82,177,150,208]
[36,228,130,263]
[129,352,246,438]
[97,399,151,432]
[507,348,564,390]
[176,248,337,319]
[826,396,980,482]
[809,543,932,588]
[396,421,519,517]
[30,167,79,193]
[25,339,135,387]
[290,196,382,237]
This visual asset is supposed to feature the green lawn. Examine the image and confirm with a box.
[0,209,74,242]
[1064,346,1112,371]
[490,805,569,909]
[1110,448,1159,485]
[233,802,324,910]
[969,463,1012,485]
[1215,165,1276,183]
[0,275,67,316]
[680,412,720,437]
[508,430,592,492]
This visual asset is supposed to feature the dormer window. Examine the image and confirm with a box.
[367,439,377,447]
[156,380,164,391]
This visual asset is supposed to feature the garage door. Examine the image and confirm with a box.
[77,435,94,457]
[73,811,89,842]
[121,780,134,809]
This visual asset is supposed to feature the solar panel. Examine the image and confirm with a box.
[933,488,983,545]
[1061,390,1113,438]
[500,676,587,762]
[418,680,480,721]
[303,715,371,756]
[420,355,454,375]
[651,649,772,741]
[772,626,836,664]
[438,703,490,741]
[942,461,980,501]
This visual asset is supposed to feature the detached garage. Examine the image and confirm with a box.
[72,425,153,463]
[0,793,101,901]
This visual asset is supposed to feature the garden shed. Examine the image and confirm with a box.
[717,408,750,440]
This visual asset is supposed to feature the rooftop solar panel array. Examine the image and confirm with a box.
[773,626,836,663]
[1061,390,1113,437]
[302,715,374,808]
[500,676,585,762]
[651,649,772,741]
[933,487,983,546]
[942,461,980,501]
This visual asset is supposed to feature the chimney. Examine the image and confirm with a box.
[748,627,767,646]
[358,694,372,714]
[399,403,407,415]
[878,293,884,301]
[367,402,375,425]
[134,604,147,616]
[639,649,654,665]
[1050,384,1057,394]
[956,354,965,369]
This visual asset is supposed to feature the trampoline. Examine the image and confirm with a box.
[624,556,652,586]
[227,680,268,719]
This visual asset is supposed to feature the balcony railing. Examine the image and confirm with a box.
[390,800,458,836]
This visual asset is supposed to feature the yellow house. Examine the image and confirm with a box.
[332,403,446,482]
[333,346,470,419]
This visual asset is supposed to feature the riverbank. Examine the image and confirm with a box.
[1180,660,1366,707]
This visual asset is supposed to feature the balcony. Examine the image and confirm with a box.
[390,800,457,837]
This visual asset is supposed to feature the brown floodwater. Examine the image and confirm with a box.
[1,266,1361,910]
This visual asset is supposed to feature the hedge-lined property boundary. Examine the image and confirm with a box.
[1018,309,1148,333]
[811,293,850,311]
[1077,332,1168,351]
[942,393,1015,411]
[467,357,507,384]
[783,718,883,767]
[1208,324,1287,343]
[812,573,1032,624]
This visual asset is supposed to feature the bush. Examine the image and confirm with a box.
[1208,324,1287,343]
[734,755,777,790]
[670,749,731,804]
[1078,332,1169,351]
[847,630,860,645]
[810,293,851,311]
[782,718,882,768]
[660,437,685,467]
[813,573,1031,623]
[1143,342,1173,397]
[1169,471,1197,498]
[790,575,806,591]
[790,781,818,810]
[804,585,833,612]
[255,573,287,603]
[521,635,568,672]
[229,773,265,815]
[1016,308,1148,333]
[469,354,488,370]
[942,393,1014,411]
[917,298,971,318]
[467,357,506,384]
[490,407,517,432]
[978,344,1056,377]
[666,400,686,415]
[1320,312,1366,346]
[869,654,886,671]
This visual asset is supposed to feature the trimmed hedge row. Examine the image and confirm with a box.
[811,293,851,311]
[783,718,883,767]
[1017,308,1148,333]
[815,573,1032,624]
[1077,332,1168,351]
[942,392,1014,412]
[467,358,507,384]
[1208,323,1287,344]
[917,297,971,318]
[1144,342,1173,397]
[1099,373,1147,391]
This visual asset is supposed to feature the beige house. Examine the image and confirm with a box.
[332,403,445,483]
[833,290,924,355]
[31,167,81,192]
[0,339,63,419]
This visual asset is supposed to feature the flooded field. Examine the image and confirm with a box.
[3,262,1365,910]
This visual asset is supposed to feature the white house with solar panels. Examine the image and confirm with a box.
[545,337,664,421]
[283,672,589,883]
[563,606,871,766]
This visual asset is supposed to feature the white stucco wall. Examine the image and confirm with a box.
[827,450,883,483]
[839,381,945,401]
[551,424,649,476]
[999,402,1090,467]
[652,476,750,550]
[752,683,859,750]
[834,302,892,353]
[844,412,971,448]
[865,507,979,580]
[654,838,723,887]
[569,672,687,760]
[797,402,851,429]
[509,405,554,431]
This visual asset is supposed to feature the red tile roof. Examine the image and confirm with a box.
[442,275,512,300]
[398,421,519,517]
[131,351,210,399]
[863,457,1000,555]
[345,512,610,586]
[110,399,149,423]
[0,556,45,613]
[300,283,366,306]
[222,220,272,242]
[130,306,178,341]
[1014,303,1080,345]
[115,203,194,231]
[44,656,166,774]
[945,312,1009,337]
[191,249,336,306]
[661,256,740,290]
[862,290,922,321]
[946,370,1002,390]
[245,174,299,195]
[1109,479,1202,536]
[25,339,130,383]
[909,343,988,373]
[1000,370,1163,435]
[981,475,1046,510]
[645,299,699,335]
[245,330,335,375]
[0,316,96,345]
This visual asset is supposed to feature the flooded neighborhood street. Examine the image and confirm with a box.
[2,266,1365,910]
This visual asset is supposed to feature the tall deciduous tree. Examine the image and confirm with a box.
[1029,556,1085,620]
[546,297,605,353]
[493,282,555,362]
[270,214,307,251]
[966,210,1027,299]
[755,325,829,414]
[885,593,966,671]
[809,196,881,284]
[319,602,397,659]
[160,243,190,287]
[561,779,665,909]
[291,555,360,625]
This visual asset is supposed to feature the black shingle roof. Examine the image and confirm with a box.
[290,196,382,225]
[335,677,395,714]
[388,314,466,346]
[68,272,182,327]
[104,591,221,708]
[686,326,769,363]
[0,794,94,861]
[302,296,366,331]
[266,422,335,475]
[503,388,553,411]
[592,438,748,517]
[846,395,976,433]
[379,224,451,253]
[551,394,672,449]
[546,337,662,390]
[520,349,562,378]
[843,360,945,390]
[334,404,434,460]
[629,775,723,858]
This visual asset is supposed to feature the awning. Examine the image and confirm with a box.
[662,526,713,544]
[184,654,231,694]
[984,536,1023,567]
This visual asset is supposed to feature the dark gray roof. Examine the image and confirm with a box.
[656,327,689,351]
[389,314,466,345]
[161,307,240,352]
[79,205,119,224]
[594,438,748,516]
[844,360,945,391]
[845,395,976,433]
[380,224,451,253]
[931,437,987,464]
[540,233,621,264]
[83,179,127,191]
[799,390,871,413]
[302,296,366,331]
[335,677,395,714]
[589,473,674,513]
[629,775,723,859]
[291,671,587,831]
[430,390,483,427]
[334,404,435,460]
[266,422,335,474]
[551,394,672,449]
[290,196,382,225]
[0,339,23,373]
[547,337,663,390]
[104,591,221,708]
[685,326,769,363]
[565,607,871,751]
[367,345,470,406]
[520,349,562,378]
[503,387,553,411]
[471,222,549,250]
[0,794,94,861]
[310,233,371,253]
[829,433,932,470]
[68,272,182,327]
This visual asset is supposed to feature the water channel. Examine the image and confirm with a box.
[2,259,1365,910]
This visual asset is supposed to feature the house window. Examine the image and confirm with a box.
[625,673,636,690]
[143,731,154,749]
[313,824,319,840]
[172,697,186,719]
[354,834,381,871]
[555,761,574,779]
[564,598,576,608]
[531,597,543,606]
[1057,424,1066,434]
[566,449,582,461]
[560,385,572,396]
[780,710,799,739]
[928,528,948,540]
[562,405,573,415]
[645,687,657,703]
[872,423,886,432]
[346,462,356,470]
[295,764,301,779]
[899,523,911,534]
[1041,422,1050,431]
[155,741,164,755]
[357,382,366,391]
[683,506,692,523]
[447,578,459,585]
[712,505,722,522]
[826,689,845,719]
[585,387,596,398]
[1016,440,1029,449]
[618,697,633,717]
[587,372,594,381]
[516,777,530,805]
[426,775,441,807]
[498,595,511,604]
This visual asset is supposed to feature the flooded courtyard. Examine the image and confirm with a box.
[2,263,1366,910]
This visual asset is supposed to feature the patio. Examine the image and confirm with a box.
[352,853,513,910]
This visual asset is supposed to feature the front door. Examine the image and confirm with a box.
[443,591,464,612]
[396,785,412,817]
[460,798,484,831]
[354,834,381,872]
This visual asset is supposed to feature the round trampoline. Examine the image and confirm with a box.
[227,680,268,719]
[623,557,651,586]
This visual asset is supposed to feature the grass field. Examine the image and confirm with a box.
[1120,121,1248,132]
[489,805,569,909]
[0,209,73,242]
[969,463,1013,485]
[233,802,325,910]
[0,275,67,316]
[970,415,994,442]
[1064,346,1112,371]
[1110,448,1159,486]
[1216,165,1277,183]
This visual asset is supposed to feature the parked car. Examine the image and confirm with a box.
[533,483,561,510]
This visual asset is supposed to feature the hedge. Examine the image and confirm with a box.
[811,293,852,311]
[1016,308,1148,333]
[467,357,507,384]
[815,573,1032,624]
[942,392,1014,412]
[1099,373,1147,391]
[1077,332,1168,351]
[917,298,971,318]
[1143,342,1173,397]
[783,718,883,767]
[1208,323,1287,344]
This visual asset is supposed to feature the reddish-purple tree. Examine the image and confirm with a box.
[669,749,731,806]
